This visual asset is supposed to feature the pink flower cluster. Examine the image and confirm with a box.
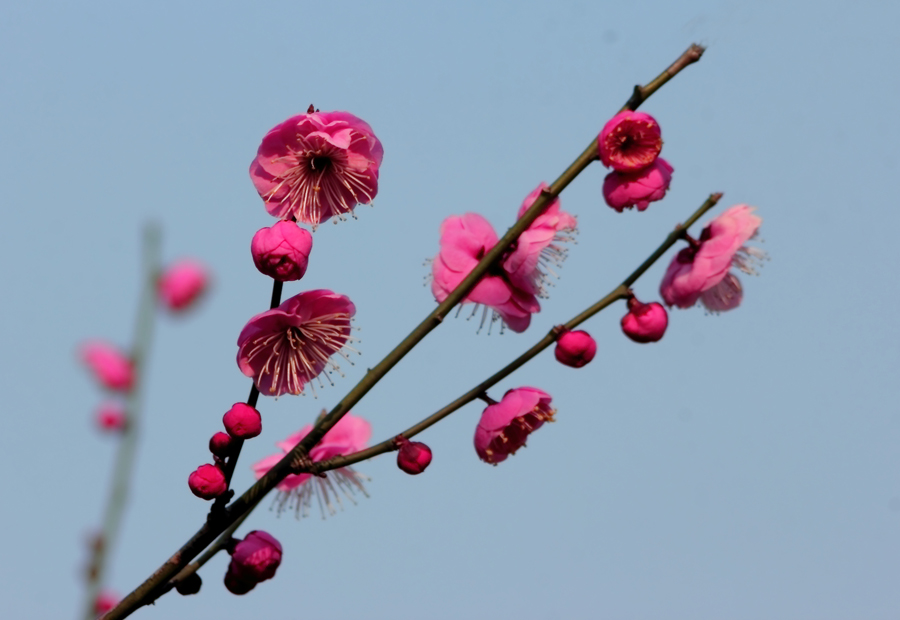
[430,183,577,333]
[188,403,263,501]
[598,111,674,212]
[660,205,765,312]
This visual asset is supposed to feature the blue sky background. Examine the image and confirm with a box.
[1,1,898,618]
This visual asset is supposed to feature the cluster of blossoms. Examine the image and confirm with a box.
[188,402,262,500]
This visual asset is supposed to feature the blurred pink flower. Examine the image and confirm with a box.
[598,111,663,172]
[603,158,674,212]
[158,259,209,312]
[80,341,134,392]
[621,298,668,343]
[474,387,555,464]
[251,220,313,281]
[249,110,383,228]
[554,329,597,368]
[660,205,765,312]
[224,530,283,595]
[252,413,371,518]
[95,402,127,433]
[236,290,356,397]
[93,591,118,616]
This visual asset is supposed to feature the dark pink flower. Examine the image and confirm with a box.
[223,403,262,439]
[395,436,433,475]
[95,403,127,433]
[603,158,674,212]
[554,329,597,368]
[249,110,383,228]
[251,220,313,281]
[621,298,668,343]
[224,530,283,594]
[598,111,663,172]
[188,464,227,500]
[93,591,118,616]
[474,388,555,464]
[660,205,765,311]
[158,259,209,312]
[236,290,356,397]
[209,432,233,458]
[80,341,134,392]
[253,413,371,518]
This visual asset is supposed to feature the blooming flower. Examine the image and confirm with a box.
[598,111,663,172]
[223,403,262,439]
[249,110,383,228]
[603,158,674,212]
[474,388,555,464]
[252,412,371,518]
[188,464,227,500]
[660,205,765,312]
[251,220,313,281]
[224,530,283,595]
[620,297,668,343]
[158,259,209,312]
[236,290,356,397]
[95,402,127,433]
[554,329,597,367]
[395,436,433,475]
[80,341,134,392]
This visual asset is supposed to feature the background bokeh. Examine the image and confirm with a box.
[1,1,898,618]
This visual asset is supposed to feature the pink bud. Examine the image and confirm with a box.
[554,330,597,368]
[621,298,668,343]
[209,432,233,458]
[158,259,209,312]
[80,341,134,392]
[251,220,313,281]
[396,437,433,475]
[95,403,127,433]
[188,464,227,500]
[93,591,118,615]
[225,530,282,594]
[603,158,673,212]
[223,403,262,439]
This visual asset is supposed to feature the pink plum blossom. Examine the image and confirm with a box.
[251,220,313,281]
[224,530,283,594]
[621,298,668,343]
[598,111,663,172]
[660,205,765,312]
[236,290,356,397]
[252,412,371,518]
[603,158,674,212]
[554,329,597,367]
[80,341,134,392]
[93,591,118,616]
[395,436,433,475]
[158,259,209,312]
[249,110,383,228]
[431,213,539,333]
[95,403,127,433]
[474,387,555,464]
[223,403,262,439]
[188,464,227,500]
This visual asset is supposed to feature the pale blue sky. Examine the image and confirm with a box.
[1,1,898,619]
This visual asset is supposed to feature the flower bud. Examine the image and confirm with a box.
[603,158,673,212]
[188,464,227,500]
[251,220,313,281]
[396,437,433,475]
[223,403,262,439]
[224,568,257,595]
[175,572,202,596]
[158,259,209,312]
[621,298,668,343]
[209,432,233,458]
[95,403,127,433]
[93,591,118,615]
[554,330,597,368]
[80,341,134,392]
[225,530,282,593]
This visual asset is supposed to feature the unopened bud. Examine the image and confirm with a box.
[188,464,227,500]
[396,437,433,475]
[621,298,668,343]
[223,403,262,439]
[175,572,202,596]
[554,329,597,368]
[209,432,233,458]
[251,220,313,281]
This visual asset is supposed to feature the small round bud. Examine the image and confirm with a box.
[621,298,668,343]
[224,530,282,595]
[224,569,256,595]
[95,403,127,433]
[223,403,262,439]
[93,591,118,615]
[209,432,233,458]
[396,438,433,475]
[554,330,597,368]
[158,259,209,312]
[188,464,227,500]
[251,220,313,281]
[175,572,202,596]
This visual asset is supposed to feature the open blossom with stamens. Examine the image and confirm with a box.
[660,205,766,311]
[249,110,383,228]
[474,387,555,464]
[598,110,663,172]
[80,341,134,392]
[236,290,356,397]
[252,413,371,518]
